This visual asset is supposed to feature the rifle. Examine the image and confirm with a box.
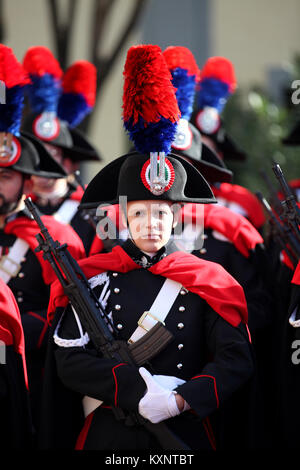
[259,169,283,216]
[272,163,300,243]
[24,197,190,450]
[256,191,300,269]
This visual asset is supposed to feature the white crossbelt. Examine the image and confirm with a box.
[53,199,79,224]
[128,278,183,344]
[82,278,183,418]
[0,238,29,284]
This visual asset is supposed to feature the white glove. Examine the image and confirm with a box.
[138,367,181,424]
[152,374,186,390]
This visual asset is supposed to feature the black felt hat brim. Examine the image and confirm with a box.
[217,132,247,161]
[282,122,300,145]
[79,151,216,209]
[191,111,247,161]
[22,113,101,162]
[11,133,67,179]
[173,142,233,183]
[53,127,102,162]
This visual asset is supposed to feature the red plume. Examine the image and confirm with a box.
[201,56,236,92]
[23,46,63,79]
[122,44,180,126]
[61,60,97,107]
[163,46,201,81]
[0,44,30,88]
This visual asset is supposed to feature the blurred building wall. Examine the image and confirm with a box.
[212,0,300,87]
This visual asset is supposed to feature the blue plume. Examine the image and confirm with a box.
[124,116,178,154]
[171,68,197,120]
[26,73,61,114]
[0,86,24,135]
[57,93,92,127]
[197,78,230,112]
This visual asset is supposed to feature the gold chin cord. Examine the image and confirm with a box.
[149,151,167,196]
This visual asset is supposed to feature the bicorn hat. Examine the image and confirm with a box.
[0,44,66,179]
[80,45,216,209]
[21,46,101,162]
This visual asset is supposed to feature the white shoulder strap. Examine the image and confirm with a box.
[128,278,182,344]
[82,277,183,419]
[0,238,30,284]
[54,199,79,224]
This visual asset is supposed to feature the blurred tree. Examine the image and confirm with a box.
[221,54,300,198]
[47,0,148,132]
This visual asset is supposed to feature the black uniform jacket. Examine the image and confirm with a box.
[193,228,272,333]
[0,208,85,433]
[41,240,254,450]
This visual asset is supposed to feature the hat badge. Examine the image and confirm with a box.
[0,133,22,167]
[196,106,221,135]
[172,118,193,151]
[33,111,60,141]
[141,153,175,196]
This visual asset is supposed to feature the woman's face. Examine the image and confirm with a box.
[126,199,178,253]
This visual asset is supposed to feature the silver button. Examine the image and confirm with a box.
[17,291,23,296]
[18,272,25,278]
[112,273,118,277]
[200,248,207,254]
[114,305,121,310]
[178,343,184,350]
[201,234,208,240]
[177,322,184,330]
[116,323,123,330]
[177,363,183,369]
[180,288,188,295]
[114,288,120,294]
[179,306,185,312]
[17,297,23,303]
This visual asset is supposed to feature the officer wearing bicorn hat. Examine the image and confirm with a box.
[0,43,86,438]
[41,44,254,451]
[21,46,102,254]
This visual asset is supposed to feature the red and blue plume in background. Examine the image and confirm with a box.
[196,56,236,113]
[163,46,200,121]
[122,44,181,154]
[0,44,30,135]
[57,60,97,127]
[22,46,63,114]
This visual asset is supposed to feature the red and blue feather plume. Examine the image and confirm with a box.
[163,46,200,121]
[196,56,236,113]
[57,60,97,127]
[122,44,181,154]
[22,46,63,114]
[0,44,30,135]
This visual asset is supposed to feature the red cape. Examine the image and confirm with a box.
[292,260,300,285]
[89,204,127,256]
[181,203,264,258]
[4,216,86,284]
[0,278,28,388]
[212,183,266,229]
[48,245,248,329]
